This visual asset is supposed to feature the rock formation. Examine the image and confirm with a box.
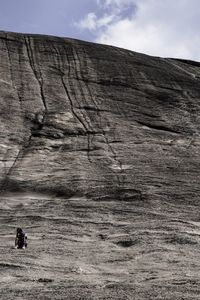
[0,31,200,299]
[1,31,200,202]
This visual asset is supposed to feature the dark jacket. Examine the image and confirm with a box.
[15,229,27,249]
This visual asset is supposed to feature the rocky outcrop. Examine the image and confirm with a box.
[1,31,200,203]
[1,31,200,299]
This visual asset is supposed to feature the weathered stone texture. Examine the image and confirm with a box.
[0,31,200,203]
[1,31,200,299]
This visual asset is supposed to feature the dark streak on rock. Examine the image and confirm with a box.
[136,120,180,134]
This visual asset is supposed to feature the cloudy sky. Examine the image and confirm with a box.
[0,0,200,61]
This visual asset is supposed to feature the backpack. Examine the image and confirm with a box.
[16,229,28,249]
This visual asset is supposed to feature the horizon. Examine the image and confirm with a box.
[0,0,199,61]
[1,29,199,64]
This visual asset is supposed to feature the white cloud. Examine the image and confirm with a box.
[76,0,200,61]
[76,0,136,32]
[77,13,97,31]
[76,12,115,31]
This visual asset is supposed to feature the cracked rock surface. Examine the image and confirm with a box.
[0,31,200,299]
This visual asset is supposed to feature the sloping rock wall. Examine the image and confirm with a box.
[1,31,200,299]
[1,31,200,203]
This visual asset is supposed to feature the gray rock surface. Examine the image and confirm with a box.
[0,31,200,299]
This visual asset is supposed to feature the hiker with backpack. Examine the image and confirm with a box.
[15,228,27,249]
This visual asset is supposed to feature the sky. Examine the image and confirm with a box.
[0,0,200,61]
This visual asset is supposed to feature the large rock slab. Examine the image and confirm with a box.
[0,31,200,299]
[0,31,200,202]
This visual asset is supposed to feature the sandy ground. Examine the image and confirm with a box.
[0,192,200,299]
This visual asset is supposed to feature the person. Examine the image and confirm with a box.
[15,228,27,249]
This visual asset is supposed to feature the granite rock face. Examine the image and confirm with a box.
[1,31,200,299]
[0,31,200,202]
